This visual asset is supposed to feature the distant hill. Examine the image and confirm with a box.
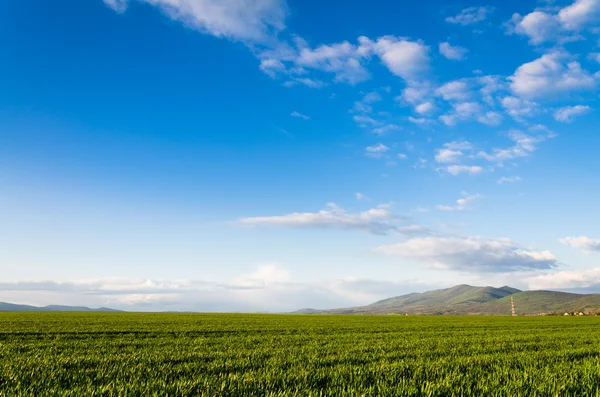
[296,285,600,316]
[0,302,120,312]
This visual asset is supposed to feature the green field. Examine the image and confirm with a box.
[1,313,600,396]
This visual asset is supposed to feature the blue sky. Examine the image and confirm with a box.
[1,0,600,311]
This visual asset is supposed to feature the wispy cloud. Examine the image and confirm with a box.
[498,176,522,184]
[291,111,310,120]
[559,236,600,252]
[365,143,390,158]
[104,0,288,43]
[554,105,591,122]
[436,192,481,211]
[439,42,468,60]
[239,203,405,235]
[444,165,483,176]
[446,6,494,26]
[375,236,557,273]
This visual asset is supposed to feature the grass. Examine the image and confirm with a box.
[1,313,600,396]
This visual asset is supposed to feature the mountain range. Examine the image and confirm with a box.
[295,285,600,316]
[0,302,120,312]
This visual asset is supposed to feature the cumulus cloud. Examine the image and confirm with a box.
[439,42,468,60]
[365,36,431,81]
[553,105,591,122]
[507,11,561,44]
[478,130,548,163]
[104,0,288,43]
[270,36,430,86]
[0,266,440,312]
[434,141,472,164]
[239,202,405,235]
[436,192,481,211]
[365,143,390,157]
[527,267,600,292]
[436,80,471,101]
[295,40,372,84]
[478,111,503,126]
[375,236,557,273]
[415,102,435,115]
[509,51,596,98]
[291,111,310,119]
[507,0,600,44]
[439,102,482,126]
[559,236,600,252]
[501,96,539,120]
[446,6,494,26]
[558,0,600,30]
[295,49,355,83]
[444,165,483,175]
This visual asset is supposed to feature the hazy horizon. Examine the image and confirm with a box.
[2,0,600,312]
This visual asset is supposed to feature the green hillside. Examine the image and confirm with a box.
[300,285,600,316]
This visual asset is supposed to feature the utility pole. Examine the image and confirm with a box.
[511,296,516,317]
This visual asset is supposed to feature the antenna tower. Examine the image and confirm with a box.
[511,296,516,317]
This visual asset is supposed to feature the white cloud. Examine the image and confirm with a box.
[507,0,600,45]
[104,0,128,12]
[439,102,482,126]
[399,83,434,105]
[353,115,379,126]
[375,236,557,273]
[355,192,368,201]
[508,11,561,44]
[444,165,483,175]
[445,141,473,151]
[259,58,286,77]
[365,36,431,81]
[435,148,463,163]
[361,92,382,103]
[558,0,600,30]
[291,111,310,120]
[397,153,408,160]
[0,267,441,312]
[284,77,325,88]
[436,80,471,101]
[559,236,600,252]
[501,96,539,120]
[352,91,382,113]
[434,141,473,164]
[509,51,596,98]
[105,0,288,43]
[296,40,371,84]
[372,124,401,135]
[527,267,600,291]
[446,6,494,26]
[439,42,468,60]
[240,203,405,235]
[498,176,522,184]
[590,53,600,63]
[415,102,435,115]
[553,105,591,122]
[436,192,481,211]
[478,130,547,163]
[408,116,435,125]
[365,143,390,157]
[478,111,503,126]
